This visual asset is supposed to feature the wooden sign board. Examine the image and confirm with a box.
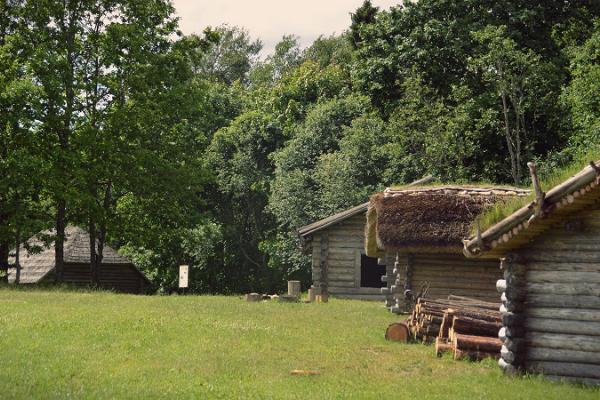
[179,265,189,288]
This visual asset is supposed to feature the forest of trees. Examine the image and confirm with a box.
[1,0,600,293]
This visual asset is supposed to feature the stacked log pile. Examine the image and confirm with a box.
[405,296,503,361]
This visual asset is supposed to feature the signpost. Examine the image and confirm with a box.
[179,265,189,293]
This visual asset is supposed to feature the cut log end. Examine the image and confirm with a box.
[385,322,410,343]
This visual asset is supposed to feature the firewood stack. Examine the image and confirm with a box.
[406,296,503,361]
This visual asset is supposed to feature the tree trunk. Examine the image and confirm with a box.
[501,91,519,185]
[55,200,66,283]
[14,227,21,285]
[89,219,99,287]
[0,240,8,284]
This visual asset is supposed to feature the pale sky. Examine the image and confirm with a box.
[172,1,402,56]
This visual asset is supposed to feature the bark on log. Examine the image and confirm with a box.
[452,316,502,337]
[453,333,502,353]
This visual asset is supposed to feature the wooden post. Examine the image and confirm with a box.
[288,280,301,299]
[528,162,546,217]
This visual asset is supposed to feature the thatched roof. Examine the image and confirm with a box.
[8,226,147,284]
[365,186,530,256]
[464,161,600,258]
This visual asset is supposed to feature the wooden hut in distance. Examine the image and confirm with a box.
[365,185,530,312]
[9,226,150,294]
[298,177,436,301]
[463,161,600,385]
[298,202,387,300]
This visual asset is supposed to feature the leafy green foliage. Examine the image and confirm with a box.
[2,0,600,293]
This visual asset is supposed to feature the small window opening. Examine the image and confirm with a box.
[360,254,386,288]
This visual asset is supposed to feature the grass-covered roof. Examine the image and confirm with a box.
[365,186,529,256]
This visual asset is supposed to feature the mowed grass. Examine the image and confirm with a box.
[0,288,598,399]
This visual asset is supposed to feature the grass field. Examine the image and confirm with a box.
[1,288,598,399]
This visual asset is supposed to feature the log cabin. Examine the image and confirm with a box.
[298,202,387,300]
[462,161,600,385]
[8,226,150,294]
[298,176,437,301]
[365,185,529,313]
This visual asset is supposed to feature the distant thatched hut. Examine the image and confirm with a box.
[9,226,150,294]
[298,203,389,300]
[365,186,529,312]
[463,161,600,385]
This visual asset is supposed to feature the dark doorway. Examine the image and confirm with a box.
[360,254,386,288]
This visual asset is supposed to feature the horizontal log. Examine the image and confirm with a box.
[527,346,600,364]
[526,294,600,309]
[527,262,600,273]
[524,251,600,263]
[452,316,502,337]
[453,333,502,353]
[527,282,600,296]
[526,332,600,352]
[525,307,600,322]
[527,270,600,284]
[526,317,600,336]
[527,361,600,379]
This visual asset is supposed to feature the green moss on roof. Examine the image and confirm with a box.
[473,147,600,234]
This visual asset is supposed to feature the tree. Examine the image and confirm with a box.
[0,0,45,283]
[471,26,548,185]
[199,25,262,85]
[562,24,600,156]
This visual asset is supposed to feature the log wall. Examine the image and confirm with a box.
[311,214,385,300]
[387,253,502,313]
[498,208,600,385]
[42,263,148,294]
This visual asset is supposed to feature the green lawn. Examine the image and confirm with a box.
[0,288,598,399]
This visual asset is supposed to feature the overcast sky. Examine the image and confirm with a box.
[172,1,401,56]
